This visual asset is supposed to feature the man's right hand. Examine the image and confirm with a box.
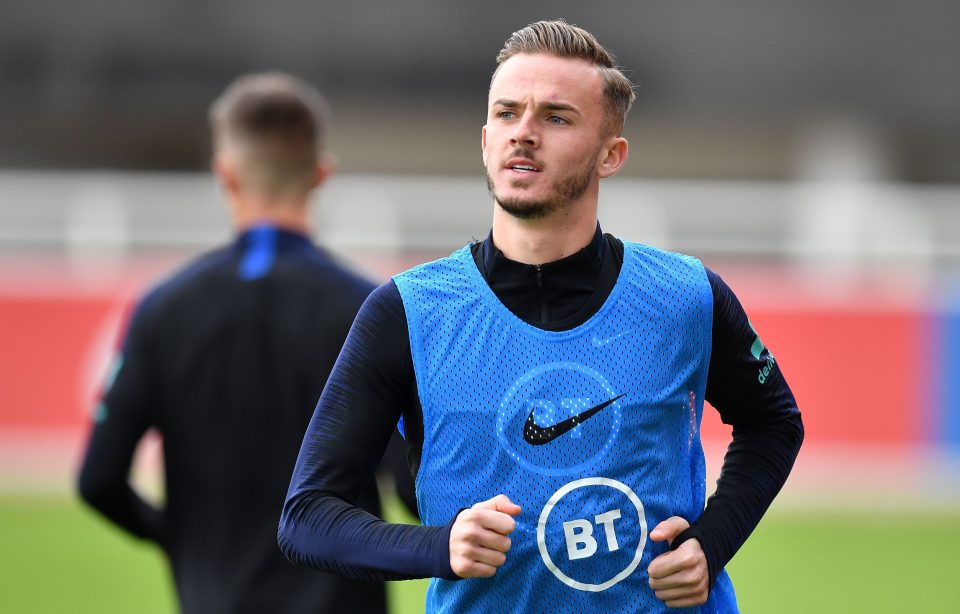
[449,494,521,578]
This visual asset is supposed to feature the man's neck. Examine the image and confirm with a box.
[490,200,598,265]
[230,196,311,235]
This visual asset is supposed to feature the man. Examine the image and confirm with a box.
[77,73,415,614]
[280,20,803,613]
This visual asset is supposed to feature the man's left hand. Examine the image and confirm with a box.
[647,516,709,608]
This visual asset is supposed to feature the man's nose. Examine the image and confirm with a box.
[510,114,540,148]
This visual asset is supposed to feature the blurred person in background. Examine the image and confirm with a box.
[77,72,416,614]
[278,20,803,613]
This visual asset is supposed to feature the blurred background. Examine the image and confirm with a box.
[2,1,959,612]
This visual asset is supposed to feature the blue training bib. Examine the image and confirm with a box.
[394,241,739,613]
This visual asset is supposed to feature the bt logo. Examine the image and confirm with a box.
[537,477,647,592]
[563,508,623,560]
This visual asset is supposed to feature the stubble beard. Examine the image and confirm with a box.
[486,155,598,221]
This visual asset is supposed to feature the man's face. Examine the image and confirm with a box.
[483,53,611,220]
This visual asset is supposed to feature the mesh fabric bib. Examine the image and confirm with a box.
[394,241,739,613]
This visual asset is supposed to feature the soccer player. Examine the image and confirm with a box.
[77,73,416,614]
[279,20,803,613]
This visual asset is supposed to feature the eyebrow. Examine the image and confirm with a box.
[491,99,582,116]
[543,102,581,115]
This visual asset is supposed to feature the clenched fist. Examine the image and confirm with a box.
[647,516,709,608]
[449,494,521,578]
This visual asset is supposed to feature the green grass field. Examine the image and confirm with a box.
[2,495,958,613]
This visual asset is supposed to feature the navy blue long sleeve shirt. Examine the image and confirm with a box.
[279,228,803,587]
[78,226,418,614]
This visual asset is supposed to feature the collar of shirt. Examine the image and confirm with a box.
[478,223,605,279]
[473,224,610,326]
[233,224,314,254]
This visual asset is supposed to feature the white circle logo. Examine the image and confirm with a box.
[536,477,647,592]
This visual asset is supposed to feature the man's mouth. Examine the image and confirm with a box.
[505,158,542,173]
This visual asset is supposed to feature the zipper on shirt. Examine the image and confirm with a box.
[535,264,548,322]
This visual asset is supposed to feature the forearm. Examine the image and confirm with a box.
[686,412,804,585]
[77,475,165,542]
[278,491,455,580]
[279,281,453,579]
[77,427,165,543]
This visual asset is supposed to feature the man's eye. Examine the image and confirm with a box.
[547,115,568,125]
[497,111,516,120]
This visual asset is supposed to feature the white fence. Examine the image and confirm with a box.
[1,171,957,278]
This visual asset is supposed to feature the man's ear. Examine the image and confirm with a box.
[597,136,629,179]
[313,153,338,188]
[212,152,241,195]
[481,124,488,165]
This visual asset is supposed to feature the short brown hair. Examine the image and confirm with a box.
[210,72,330,196]
[493,19,636,136]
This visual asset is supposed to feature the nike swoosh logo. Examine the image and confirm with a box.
[523,394,625,446]
[591,329,634,346]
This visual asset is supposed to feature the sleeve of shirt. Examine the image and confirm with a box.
[677,268,804,587]
[76,297,166,545]
[278,280,457,581]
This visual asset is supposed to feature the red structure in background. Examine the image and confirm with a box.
[0,274,929,451]
[1,294,124,430]
[701,302,923,446]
